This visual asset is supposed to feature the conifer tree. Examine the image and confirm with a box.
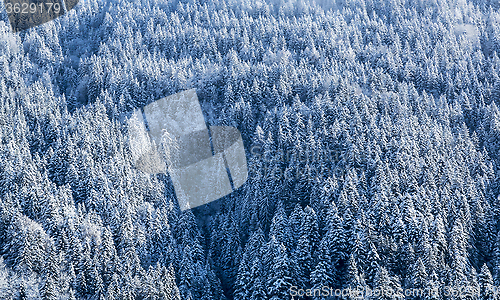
[267,237,292,300]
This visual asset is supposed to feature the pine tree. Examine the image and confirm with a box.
[294,234,313,288]
[267,237,292,300]
[409,258,428,300]
[448,219,472,300]
[344,254,367,300]
[364,240,381,286]
[161,264,181,300]
[251,277,267,300]
[371,266,401,300]
[270,201,292,252]
[178,245,196,300]
[311,261,332,299]
[289,204,304,248]
[41,276,58,300]
[478,264,495,300]
[235,229,265,300]
[314,204,345,288]
[301,206,319,258]
[247,258,266,300]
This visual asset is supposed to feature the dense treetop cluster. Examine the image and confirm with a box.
[0,0,499,299]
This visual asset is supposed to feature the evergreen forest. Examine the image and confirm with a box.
[0,0,500,299]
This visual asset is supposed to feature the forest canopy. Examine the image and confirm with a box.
[0,0,499,299]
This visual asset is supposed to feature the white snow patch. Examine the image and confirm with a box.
[454,24,479,42]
